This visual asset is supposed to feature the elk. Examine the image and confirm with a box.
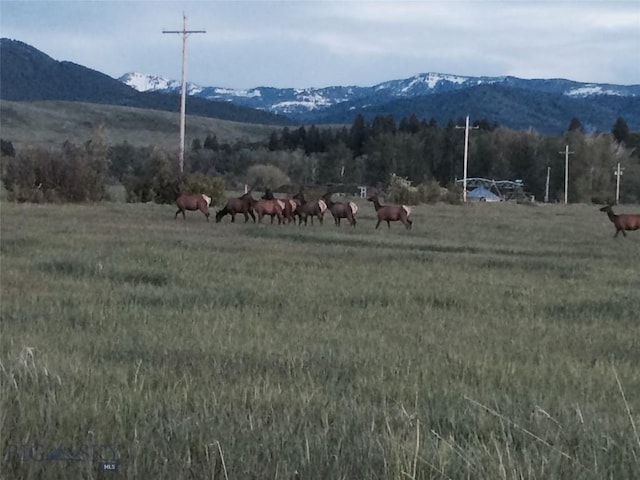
[600,205,640,238]
[254,199,285,224]
[215,192,256,223]
[367,194,412,229]
[292,190,327,226]
[175,193,212,221]
[322,192,357,227]
[260,189,298,224]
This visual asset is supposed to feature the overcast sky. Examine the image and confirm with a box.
[2,1,639,89]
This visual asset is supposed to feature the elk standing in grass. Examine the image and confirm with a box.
[175,193,212,221]
[600,205,640,238]
[322,192,357,227]
[293,190,327,226]
[215,192,256,223]
[254,199,285,224]
[367,194,412,230]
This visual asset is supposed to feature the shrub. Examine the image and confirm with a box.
[180,174,226,207]
[2,134,109,203]
[444,183,463,205]
[387,173,421,205]
[246,164,290,191]
[418,180,443,204]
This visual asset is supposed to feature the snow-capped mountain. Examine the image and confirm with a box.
[2,37,638,133]
[119,71,640,125]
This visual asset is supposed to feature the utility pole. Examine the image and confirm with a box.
[544,166,550,203]
[558,145,574,204]
[163,14,206,173]
[614,162,624,204]
[455,116,479,202]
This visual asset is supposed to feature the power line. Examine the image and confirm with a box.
[163,13,206,173]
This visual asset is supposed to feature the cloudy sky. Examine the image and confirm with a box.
[2,1,639,89]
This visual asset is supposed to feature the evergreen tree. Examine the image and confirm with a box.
[204,134,219,151]
[567,117,583,133]
[612,117,630,144]
[1,139,15,157]
[267,131,280,151]
[349,114,367,158]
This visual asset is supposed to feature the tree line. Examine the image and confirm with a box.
[1,114,639,204]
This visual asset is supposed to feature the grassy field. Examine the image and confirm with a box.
[1,199,639,479]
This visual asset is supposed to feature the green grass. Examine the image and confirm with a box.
[1,200,639,479]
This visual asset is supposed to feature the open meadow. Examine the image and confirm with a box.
[1,199,639,479]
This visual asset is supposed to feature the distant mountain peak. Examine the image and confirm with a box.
[117,72,203,95]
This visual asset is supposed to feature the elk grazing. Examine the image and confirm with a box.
[293,190,327,226]
[322,192,357,227]
[175,193,212,221]
[600,205,640,238]
[215,192,256,223]
[367,194,412,230]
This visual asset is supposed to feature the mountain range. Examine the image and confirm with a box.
[2,38,639,135]
[120,71,640,134]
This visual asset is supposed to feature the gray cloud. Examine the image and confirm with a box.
[1,0,638,89]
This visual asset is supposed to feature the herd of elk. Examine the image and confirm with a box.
[182,189,411,230]
[600,205,640,238]
[177,190,640,239]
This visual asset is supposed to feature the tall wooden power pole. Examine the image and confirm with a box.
[614,162,624,204]
[163,14,206,173]
[558,145,574,204]
[456,116,479,202]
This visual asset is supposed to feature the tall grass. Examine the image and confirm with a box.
[1,201,638,479]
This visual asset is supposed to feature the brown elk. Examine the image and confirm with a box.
[259,189,298,224]
[175,193,212,221]
[600,205,640,238]
[215,192,256,223]
[293,190,327,226]
[367,194,412,229]
[281,198,300,224]
[254,199,285,224]
[322,192,357,227]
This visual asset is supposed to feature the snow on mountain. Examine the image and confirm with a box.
[118,72,202,95]
[119,71,639,122]
[565,85,624,97]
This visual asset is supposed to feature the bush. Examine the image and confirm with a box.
[387,173,421,205]
[246,164,290,191]
[180,174,225,207]
[418,180,443,204]
[444,183,463,205]
[2,134,109,203]
[122,148,176,203]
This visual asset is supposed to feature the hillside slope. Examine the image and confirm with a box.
[0,38,292,126]
[0,101,278,149]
